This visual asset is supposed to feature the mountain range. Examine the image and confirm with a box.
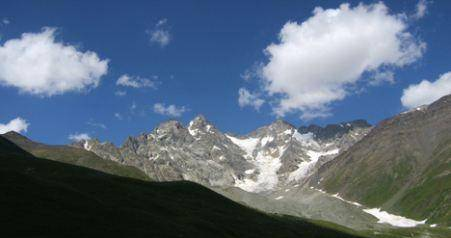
[2,94,451,238]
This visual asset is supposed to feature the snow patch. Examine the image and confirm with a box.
[283,129,293,135]
[312,188,362,207]
[292,132,320,148]
[83,140,91,151]
[226,135,259,157]
[212,145,221,151]
[288,148,339,182]
[363,208,426,227]
[234,147,286,193]
[332,193,362,207]
[245,169,255,175]
[275,196,284,200]
[260,136,274,147]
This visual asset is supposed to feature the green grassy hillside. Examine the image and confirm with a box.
[0,135,362,238]
[314,94,451,226]
[2,131,149,181]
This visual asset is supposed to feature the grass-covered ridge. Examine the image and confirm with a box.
[0,135,362,238]
[2,131,149,181]
[315,94,451,226]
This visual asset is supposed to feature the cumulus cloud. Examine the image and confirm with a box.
[147,19,171,47]
[116,74,157,88]
[413,0,429,19]
[238,88,265,110]
[0,28,108,96]
[256,2,425,119]
[401,72,451,109]
[68,133,91,142]
[0,117,29,134]
[153,103,186,117]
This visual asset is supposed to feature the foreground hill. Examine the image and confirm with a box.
[0,135,361,238]
[2,131,149,181]
[312,94,451,226]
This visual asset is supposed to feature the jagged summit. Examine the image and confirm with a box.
[191,114,207,124]
[155,120,184,130]
[269,119,295,129]
[188,114,212,129]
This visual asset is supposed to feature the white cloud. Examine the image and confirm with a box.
[0,27,108,96]
[238,88,265,110]
[114,90,127,96]
[114,113,123,120]
[1,18,10,26]
[257,2,425,119]
[86,119,106,129]
[68,133,91,142]
[116,74,157,88]
[0,117,29,134]
[130,102,137,112]
[153,103,186,117]
[147,19,171,47]
[370,70,395,86]
[240,63,263,81]
[413,0,429,20]
[401,72,451,109]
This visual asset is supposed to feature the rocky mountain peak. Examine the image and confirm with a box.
[270,119,295,130]
[187,115,217,137]
[188,115,211,130]
[252,119,295,137]
[154,120,185,134]
[191,114,207,124]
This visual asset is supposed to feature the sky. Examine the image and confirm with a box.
[0,0,451,145]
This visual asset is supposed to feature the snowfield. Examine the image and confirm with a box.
[234,149,285,193]
[288,148,339,182]
[363,208,426,227]
[226,135,259,158]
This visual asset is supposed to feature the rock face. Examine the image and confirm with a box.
[78,115,371,193]
[312,94,451,225]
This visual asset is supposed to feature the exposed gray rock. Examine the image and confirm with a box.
[78,115,371,193]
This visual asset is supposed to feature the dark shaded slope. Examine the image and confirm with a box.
[0,135,362,238]
[312,94,451,225]
[2,131,149,181]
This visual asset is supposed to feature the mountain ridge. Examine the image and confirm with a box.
[311,94,451,225]
[77,115,371,192]
[0,134,363,238]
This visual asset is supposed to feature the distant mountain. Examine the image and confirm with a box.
[311,94,451,226]
[2,131,149,181]
[0,135,362,238]
[298,120,371,141]
[79,115,371,193]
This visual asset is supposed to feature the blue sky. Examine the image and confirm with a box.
[0,0,450,145]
